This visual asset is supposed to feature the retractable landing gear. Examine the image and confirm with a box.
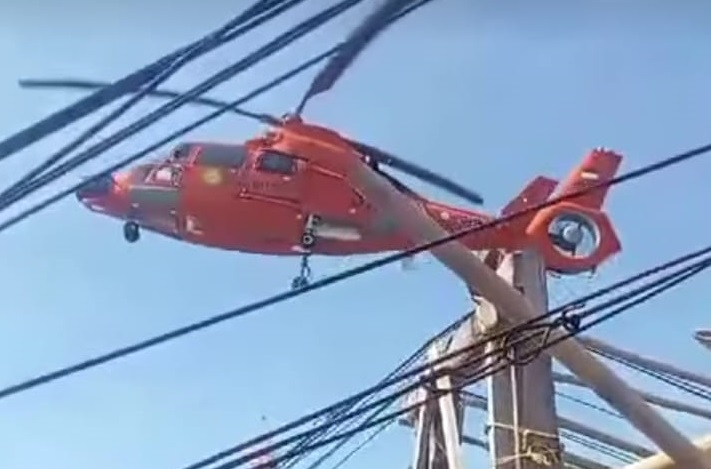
[291,255,312,290]
[123,221,140,243]
[291,214,321,290]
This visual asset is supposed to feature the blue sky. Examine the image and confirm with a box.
[0,1,710,468]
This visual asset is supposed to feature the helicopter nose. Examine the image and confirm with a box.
[75,174,116,202]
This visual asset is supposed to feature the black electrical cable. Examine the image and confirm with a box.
[560,430,637,464]
[8,250,703,469]
[286,314,468,469]
[284,311,470,469]
[0,145,709,404]
[190,256,711,469]
[286,396,401,469]
[177,254,711,469]
[465,387,623,420]
[296,396,399,469]
[0,0,304,206]
[554,390,622,419]
[0,0,287,162]
[263,261,711,469]
[281,311,469,469]
[0,0,430,228]
[0,49,332,233]
[0,0,361,214]
[308,245,711,469]
[591,348,711,402]
[209,257,711,469]
[325,418,395,469]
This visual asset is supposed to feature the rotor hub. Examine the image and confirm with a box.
[547,212,601,259]
[561,223,584,246]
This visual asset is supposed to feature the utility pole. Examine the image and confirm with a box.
[351,160,710,468]
[478,251,562,469]
[405,340,466,469]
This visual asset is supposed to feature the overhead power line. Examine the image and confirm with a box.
[0,0,366,214]
[0,0,292,162]
[592,348,711,402]
[0,150,710,402]
[0,0,306,205]
[323,418,395,469]
[281,312,470,469]
[177,254,711,469]
[0,0,430,226]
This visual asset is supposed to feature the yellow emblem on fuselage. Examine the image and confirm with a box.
[202,167,223,185]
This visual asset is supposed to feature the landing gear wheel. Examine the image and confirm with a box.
[291,276,309,290]
[291,254,313,290]
[123,222,140,243]
[300,233,315,248]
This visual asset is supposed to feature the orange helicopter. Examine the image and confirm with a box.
[21,0,622,289]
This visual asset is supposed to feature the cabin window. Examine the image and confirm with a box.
[197,144,248,168]
[132,165,153,184]
[257,151,297,175]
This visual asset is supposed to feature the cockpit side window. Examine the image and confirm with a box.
[256,151,297,175]
[131,165,153,183]
[196,144,248,168]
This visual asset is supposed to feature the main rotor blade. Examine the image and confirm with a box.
[350,140,484,205]
[20,78,482,204]
[19,78,279,124]
[295,0,418,114]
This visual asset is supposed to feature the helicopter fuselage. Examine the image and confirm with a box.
[75,121,623,275]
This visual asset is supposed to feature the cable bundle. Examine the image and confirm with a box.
[0,1,709,467]
[171,246,711,469]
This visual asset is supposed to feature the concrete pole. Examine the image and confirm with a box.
[479,257,517,469]
[462,393,653,458]
[350,162,711,469]
[461,435,610,469]
[412,390,433,469]
[428,343,466,469]
[509,251,562,469]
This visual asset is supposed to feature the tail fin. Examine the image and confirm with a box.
[524,148,623,274]
[501,176,558,217]
[501,176,558,235]
[556,147,622,210]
